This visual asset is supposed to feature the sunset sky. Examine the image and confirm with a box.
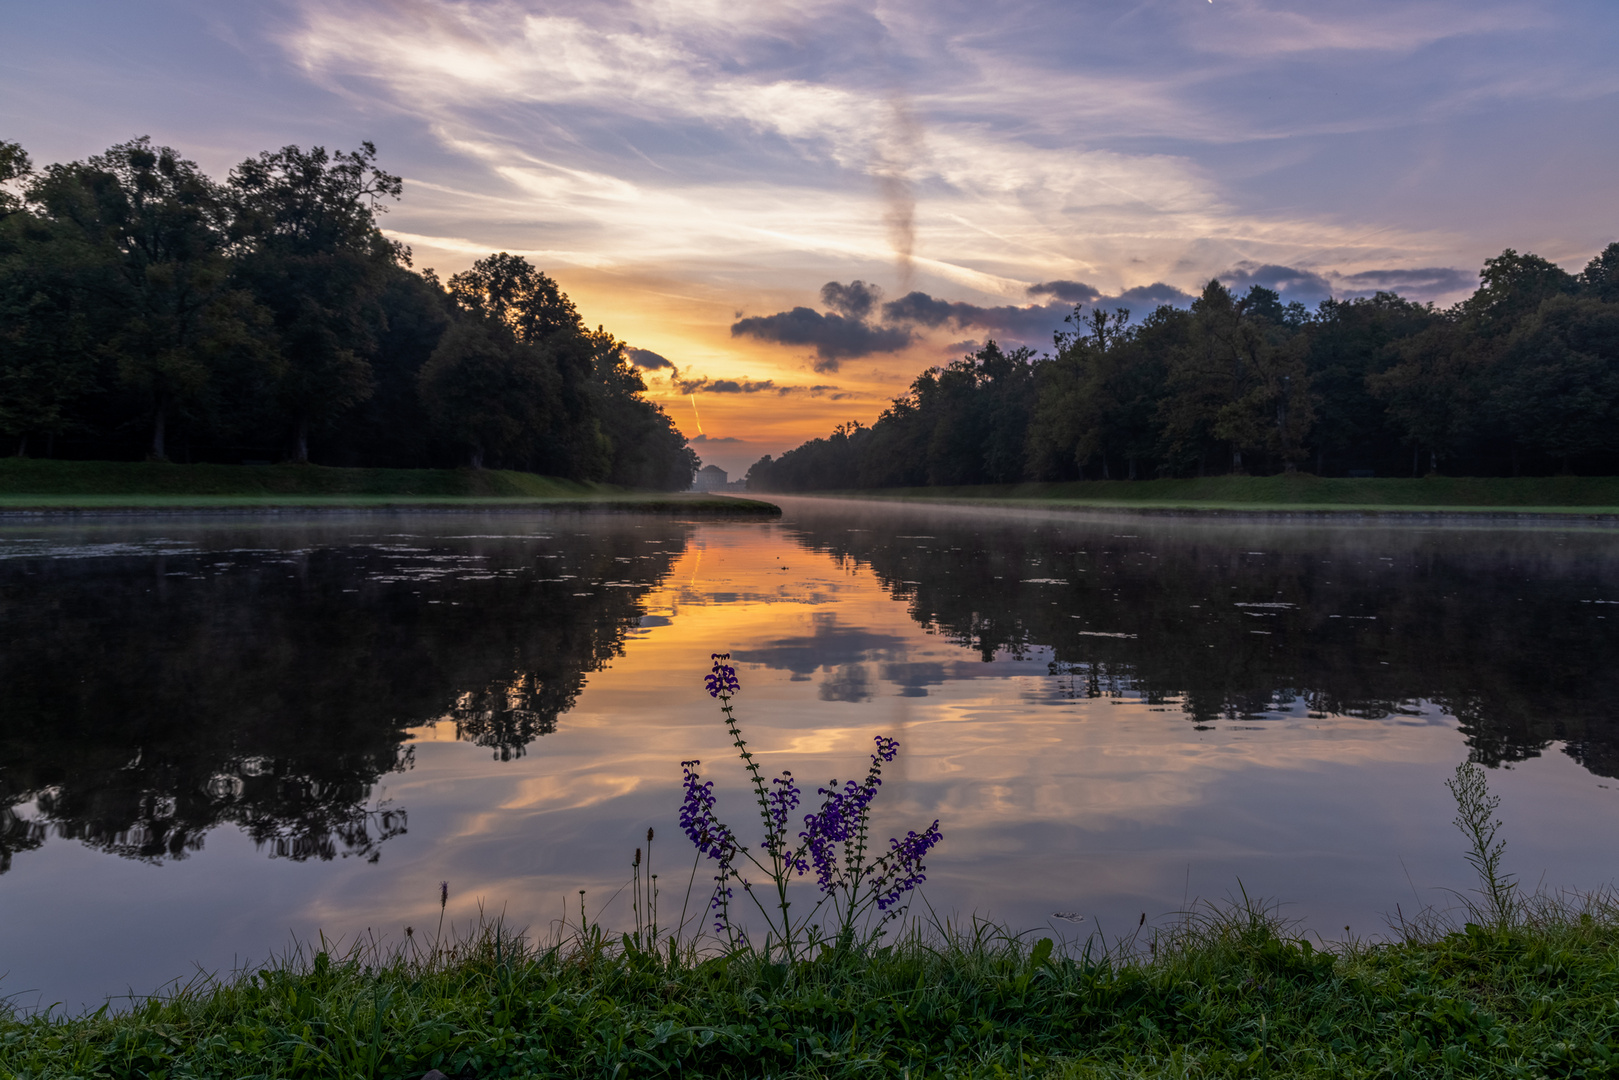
[5,1,1616,475]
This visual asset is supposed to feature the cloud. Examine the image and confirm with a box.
[625,347,673,370]
[1027,280,1100,304]
[1219,262,1335,305]
[1110,283,1196,308]
[676,376,840,397]
[730,307,912,372]
[1335,267,1474,295]
[882,292,1074,340]
[820,280,883,320]
[689,434,743,444]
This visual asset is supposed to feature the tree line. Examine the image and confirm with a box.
[746,244,1619,490]
[0,138,697,488]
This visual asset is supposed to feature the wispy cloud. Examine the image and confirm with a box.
[16,0,1594,457]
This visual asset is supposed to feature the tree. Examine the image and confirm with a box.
[1028,306,1175,480]
[1159,283,1311,474]
[26,138,260,459]
[1491,296,1619,471]
[446,253,607,479]
[1303,293,1436,476]
[0,214,99,455]
[1580,243,1619,304]
[1464,248,1577,337]
[418,318,555,469]
[230,142,403,462]
[584,329,697,490]
[1368,319,1483,475]
[0,141,31,220]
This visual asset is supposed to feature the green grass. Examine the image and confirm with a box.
[813,474,1619,516]
[0,459,780,514]
[8,898,1619,1079]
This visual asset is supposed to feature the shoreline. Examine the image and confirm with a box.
[757,475,1619,524]
[786,492,1619,524]
[0,494,781,518]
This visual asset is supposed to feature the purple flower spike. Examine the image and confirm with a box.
[874,820,943,910]
[679,760,736,863]
[873,735,899,762]
[705,652,740,698]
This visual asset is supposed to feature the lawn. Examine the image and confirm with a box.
[816,474,1619,515]
[0,459,778,514]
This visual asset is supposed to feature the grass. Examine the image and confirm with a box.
[810,474,1619,516]
[8,896,1619,1079]
[0,459,780,515]
[3,766,1614,1079]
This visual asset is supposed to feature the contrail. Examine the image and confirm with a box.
[689,393,705,435]
[878,92,922,291]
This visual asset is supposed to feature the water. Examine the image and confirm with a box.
[4,499,1619,1010]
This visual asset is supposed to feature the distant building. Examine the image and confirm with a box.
[691,464,728,491]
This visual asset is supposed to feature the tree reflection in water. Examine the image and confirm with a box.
[778,503,1619,777]
[0,519,689,873]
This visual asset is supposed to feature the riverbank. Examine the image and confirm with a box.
[5,902,1617,1079]
[0,459,779,515]
[784,474,1619,517]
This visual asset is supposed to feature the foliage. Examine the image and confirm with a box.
[751,243,1619,491]
[0,139,696,489]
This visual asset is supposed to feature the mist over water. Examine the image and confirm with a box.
[3,503,1618,1011]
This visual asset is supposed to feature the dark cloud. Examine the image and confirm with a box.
[690,434,743,444]
[881,292,1072,338]
[736,278,1200,365]
[1027,280,1100,304]
[820,279,883,319]
[676,376,778,394]
[1336,267,1474,295]
[1219,263,1333,304]
[1110,282,1194,308]
[625,347,673,370]
[730,306,912,372]
[676,375,839,397]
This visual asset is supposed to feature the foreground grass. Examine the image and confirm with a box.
[0,459,779,514]
[815,474,1619,515]
[7,903,1619,1080]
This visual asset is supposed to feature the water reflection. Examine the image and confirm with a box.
[777,501,1619,775]
[0,519,690,873]
[6,503,1619,1013]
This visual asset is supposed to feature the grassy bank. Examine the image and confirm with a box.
[6,901,1619,1079]
[807,474,1619,516]
[0,459,779,514]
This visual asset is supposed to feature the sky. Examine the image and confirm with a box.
[4,1,1617,475]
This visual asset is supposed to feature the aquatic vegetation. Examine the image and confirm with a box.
[680,653,942,960]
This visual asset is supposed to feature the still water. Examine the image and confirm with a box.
[4,498,1619,1010]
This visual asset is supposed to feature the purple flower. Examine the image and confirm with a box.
[795,735,904,892]
[873,820,943,910]
[763,772,809,872]
[679,760,736,863]
[705,653,740,698]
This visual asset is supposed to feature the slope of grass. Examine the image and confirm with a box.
[7,901,1619,1080]
[813,473,1619,514]
[0,459,780,514]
